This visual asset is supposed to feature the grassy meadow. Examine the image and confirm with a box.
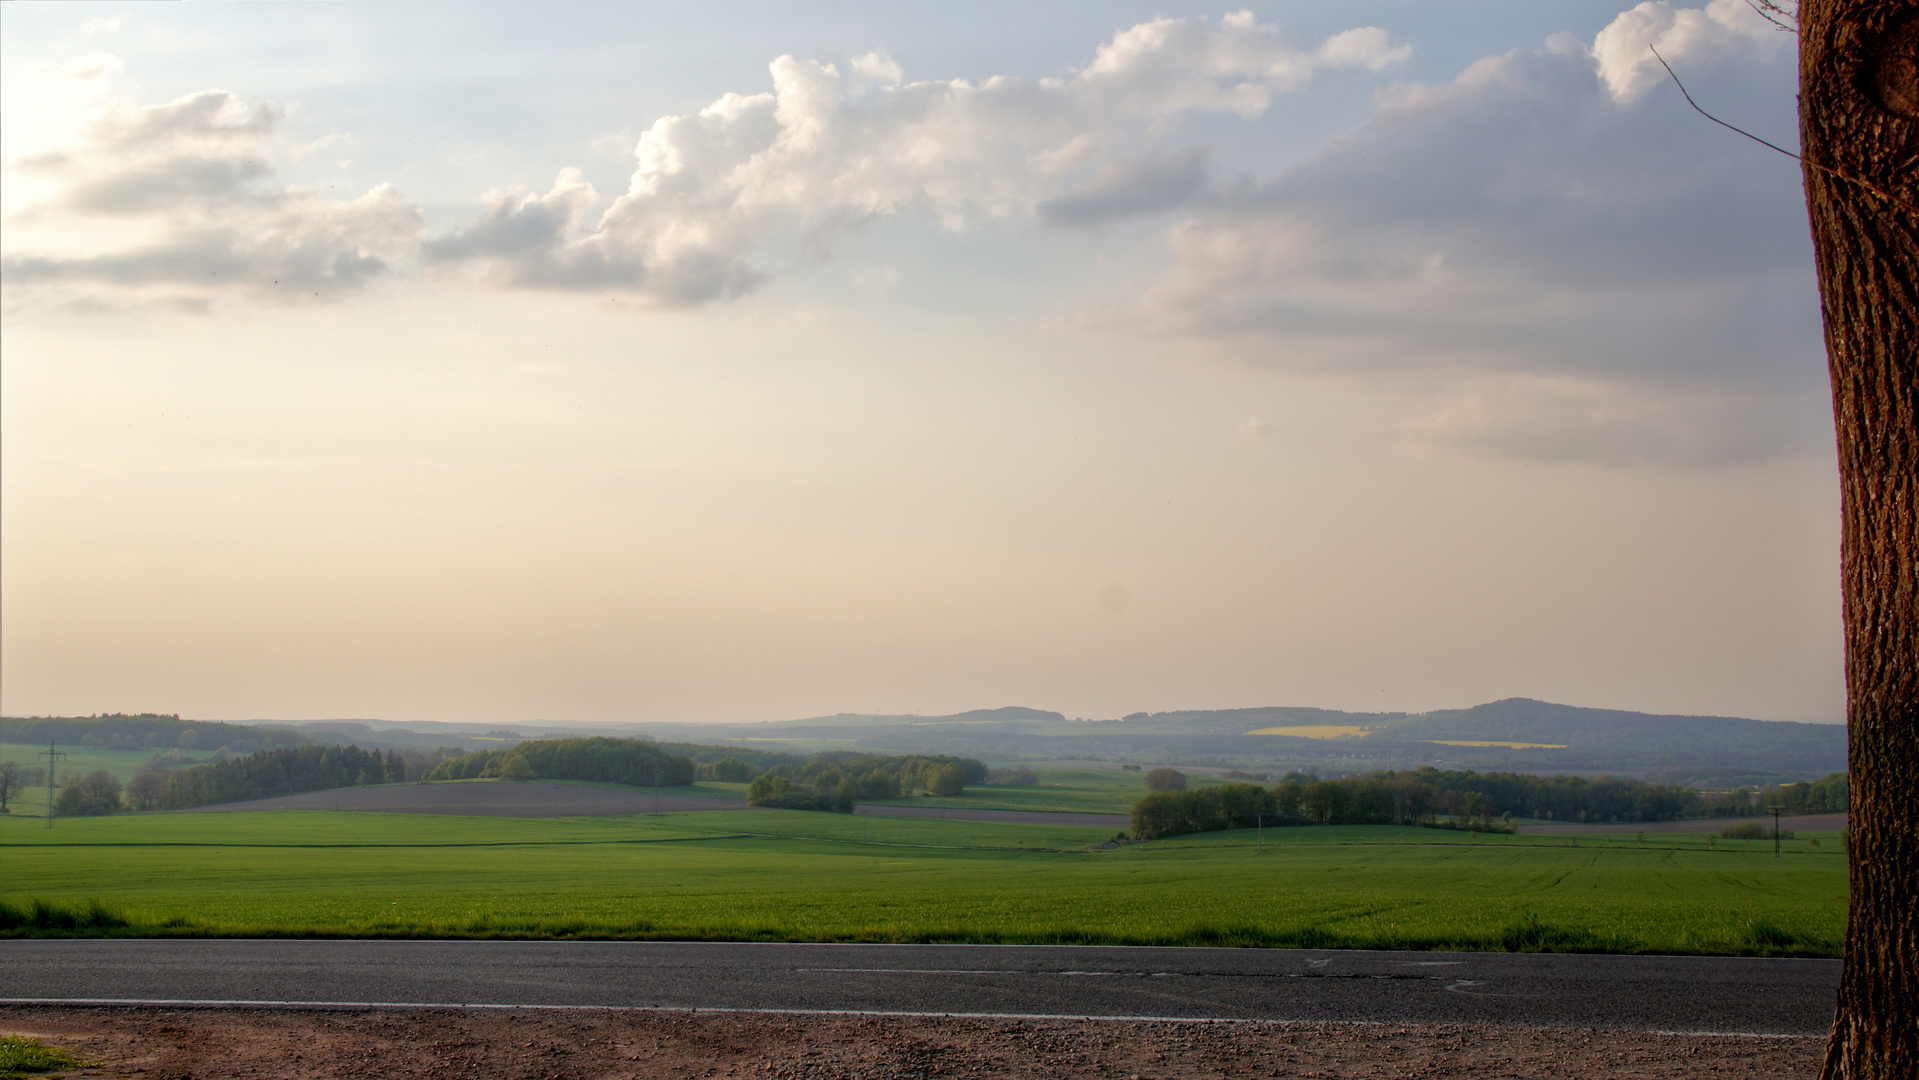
[870,767,1173,814]
[0,805,1845,956]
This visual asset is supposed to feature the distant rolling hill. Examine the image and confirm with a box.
[624,698,1844,788]
[104,698,1835,789]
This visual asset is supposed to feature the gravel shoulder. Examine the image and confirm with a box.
[0,1006,1826,1080]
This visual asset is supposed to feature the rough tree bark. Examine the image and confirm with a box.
[1800,2,1919,1077]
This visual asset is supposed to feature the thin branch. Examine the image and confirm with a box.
[1651,46,1918,217]
[1651,46,1802,160]
[1744,0,1799,33]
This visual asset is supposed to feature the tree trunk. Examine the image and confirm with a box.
[1800,3,1919,1078]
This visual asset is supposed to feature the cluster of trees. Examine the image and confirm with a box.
[1146,768,1188,793]
[747,772,856,812]
[1129,766,1835,840]
[1132,783,1284,839]
[56,770,125,815]
[1701,774,1847,817]
[743,752,989,812]
[698,757,757,782]
[659,743,805,774]
[428,737,696,786]
[793,752,985,799]
[124,744,412,811]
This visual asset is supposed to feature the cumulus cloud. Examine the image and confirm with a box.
[424,12,1407,306]
[1590,0,1784,101]
[0,4,1820,468]
[1,54,422,310]
[1111,1,1819,465]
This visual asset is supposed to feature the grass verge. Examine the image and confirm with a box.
[0,1034,99,1078]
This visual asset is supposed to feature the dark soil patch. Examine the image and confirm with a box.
[0,1006,1822,1079]
[178,782,734,817]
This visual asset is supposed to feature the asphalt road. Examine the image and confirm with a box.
[0,941,1837,1035]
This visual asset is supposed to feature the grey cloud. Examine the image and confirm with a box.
[58,156,276,215]
[1117,29,1821,466]
[94,91,283,150]
[1038,146,1210,227]
[2,72,421,309]
[4,185,422,307]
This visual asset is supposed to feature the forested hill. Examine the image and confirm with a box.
[781,706,1068,729]
[627,698,1845,786]
[1,714,307,755]
[1380,698,1842,752]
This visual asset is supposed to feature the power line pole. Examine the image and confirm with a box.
[1769,802,1784,858]
[38,741,65,829]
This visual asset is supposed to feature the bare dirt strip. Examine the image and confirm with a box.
[173,781,1132,827]
[1515,813,1846,836]
[0,1005,1823,1080]
[178,782,730,817]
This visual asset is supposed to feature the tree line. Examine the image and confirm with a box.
[428,737,697,786]
[1703,773,1846,817]
[1,713,307,755]
[119,744,420,812]
[1129,767,1853,840]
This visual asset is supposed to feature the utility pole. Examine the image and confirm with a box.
[653,758,661,815]
[38,741,65,829]
[1770,802,1784,859]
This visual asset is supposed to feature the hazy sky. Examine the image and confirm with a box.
[1,1,1842,726]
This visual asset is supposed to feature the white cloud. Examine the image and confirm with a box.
[0,5,1820,467]
[1,54,422,310]
[1591,0,1783,102]
[1110,2,1818,465]
[79,15,127,38]
[424,13,1406,306]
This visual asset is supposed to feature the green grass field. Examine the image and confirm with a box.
[0,807,1844,956]
[873,768,1164,813]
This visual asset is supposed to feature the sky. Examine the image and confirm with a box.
[0,1,1843,726]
